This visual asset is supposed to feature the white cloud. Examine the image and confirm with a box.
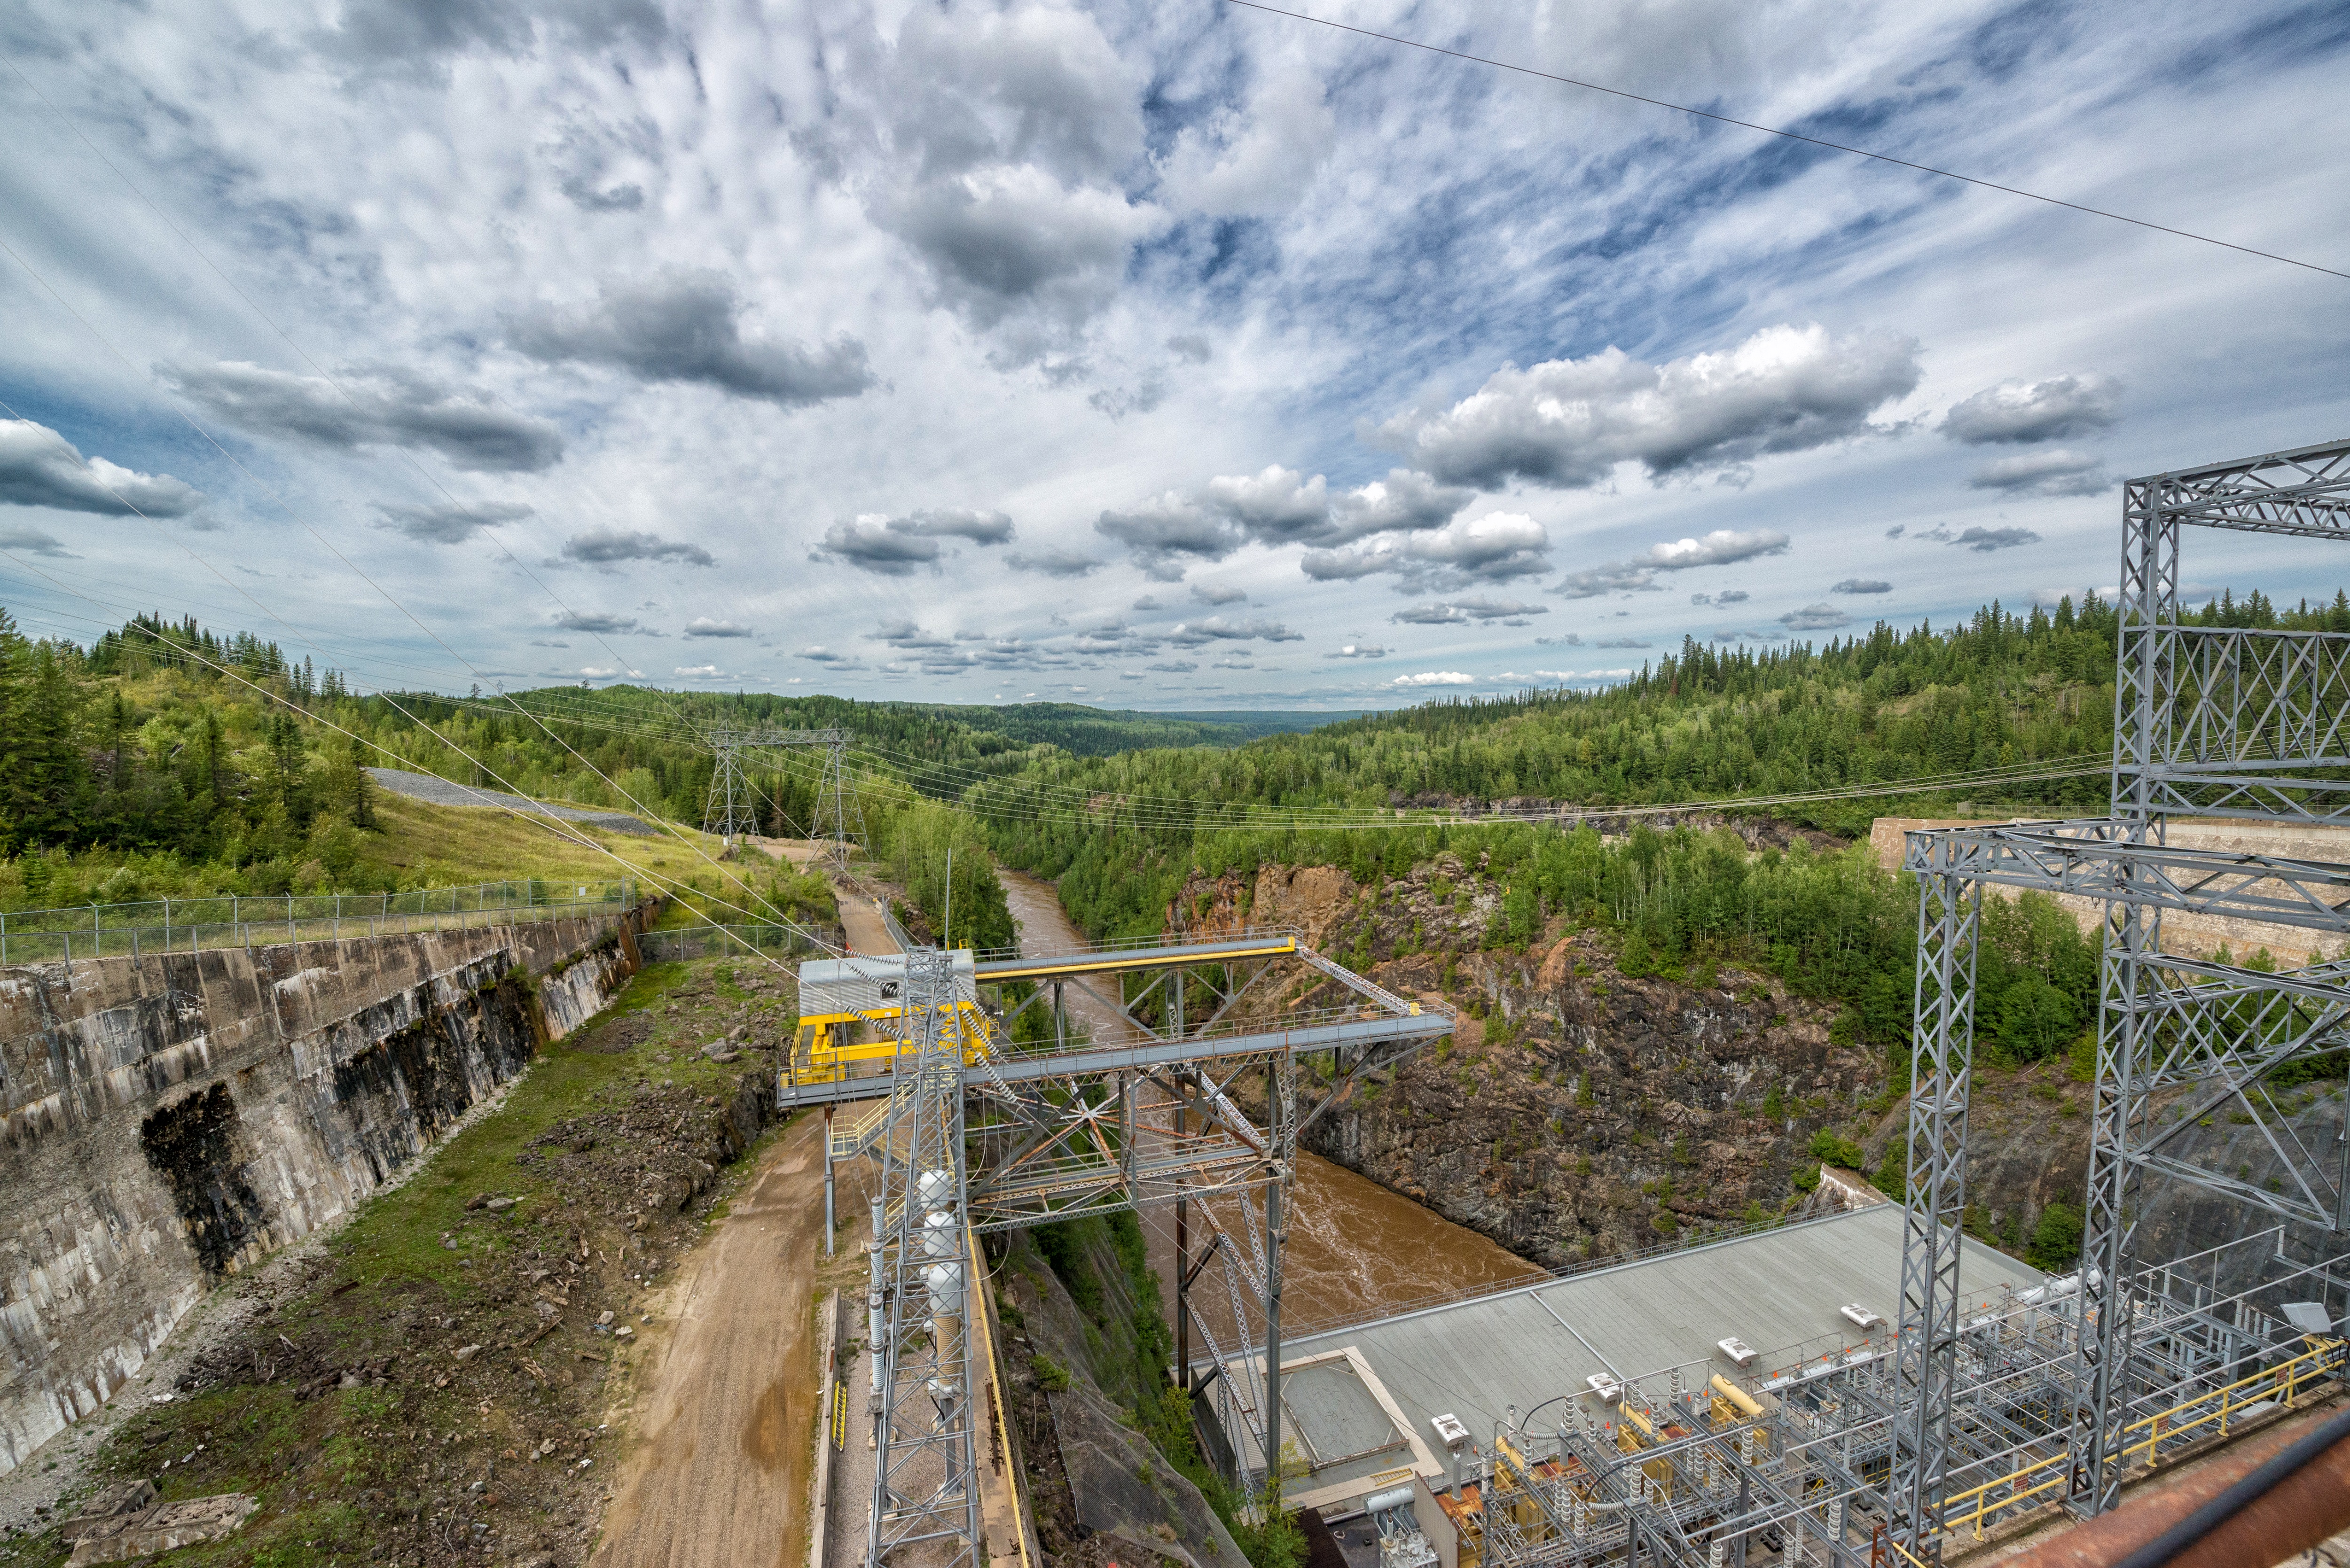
[371,499,532,543]
[1159,63,1336,218]
[1967,449,2110,497]
[684,617,754,638]
[1327,643,1386,658]
[1381,324,1919,489]
[1941,374,2121,445]
[1558,528,1789,598]
[1392,671,1476,686]
[1304,512,1550,586]
[1831,578,1893,595]
[1778,603,1850,631]
[0,420,200,518]
[1390,597,1548,624]
[161,361,562,472]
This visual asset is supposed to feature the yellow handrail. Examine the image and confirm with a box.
[1938,1336,2346,1540]
[967,1225,1033,1568]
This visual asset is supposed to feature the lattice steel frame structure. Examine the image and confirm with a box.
[699,725,860,869]
[1893,437,2350,1553]
[806,931,1455,1567]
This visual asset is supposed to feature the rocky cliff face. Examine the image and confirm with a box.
[0,911,646,1474]
[1182,858,2097,1275]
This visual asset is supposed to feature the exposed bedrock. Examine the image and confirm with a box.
[0,910,648,1473]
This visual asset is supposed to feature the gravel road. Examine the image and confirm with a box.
[366,767,659,836]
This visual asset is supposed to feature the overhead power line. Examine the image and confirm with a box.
[1222,0,2349,283]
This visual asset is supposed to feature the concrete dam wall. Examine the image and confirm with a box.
[0,908,650,1474]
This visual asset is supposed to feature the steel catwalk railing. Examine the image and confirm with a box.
[1890,435,2350,1553]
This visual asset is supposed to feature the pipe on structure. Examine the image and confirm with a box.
[2002,1400,2350,1568]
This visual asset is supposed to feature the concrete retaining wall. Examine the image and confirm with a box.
[0,908,648,1474]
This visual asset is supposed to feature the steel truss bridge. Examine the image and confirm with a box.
[783,921,1454,1568]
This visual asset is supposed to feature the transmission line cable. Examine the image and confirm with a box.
[1221,0,2350,282]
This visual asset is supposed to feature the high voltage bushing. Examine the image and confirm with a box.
[1894,436,2350,1557]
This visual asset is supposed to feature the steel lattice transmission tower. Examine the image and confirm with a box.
[699,725,861,870]
[1894,436,2350,1556]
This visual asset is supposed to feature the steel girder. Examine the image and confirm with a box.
[1896,436,2350,1538]
[1892,846,1979,1558]
[866,952,985,1568]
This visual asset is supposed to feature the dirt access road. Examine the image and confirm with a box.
[590,1111,831,1568]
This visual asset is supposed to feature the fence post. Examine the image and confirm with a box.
[93,904,100,958]
[164,899,170,952]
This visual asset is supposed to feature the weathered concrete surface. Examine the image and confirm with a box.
[0,909,648,1474]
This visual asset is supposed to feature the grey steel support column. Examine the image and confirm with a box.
[1175,1072,1191,1391]
[1262,1131,1284,1506]
[1893,842,1980,1561]
[824,1104,836,1257]
[2068,477,2178,1515]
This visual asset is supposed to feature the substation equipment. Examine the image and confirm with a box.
[700,724,862,869]
[786,434,2350,1568]
[781,912,1454,1568]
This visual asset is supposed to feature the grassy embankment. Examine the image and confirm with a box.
[1,954,801,1567]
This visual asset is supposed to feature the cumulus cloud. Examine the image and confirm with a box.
[508,273,874,407]
[1832,578,1893,594]
[1328,643,1386,658]
[562,527,716,567]
[1941,374,2121,445]
[684,617,754,638]
[1922,524,2044,552]
[1159,63,1336,218]
[865,5,1164,360]
[1192,464,1471,551]
[1095,494,1246,577]
[1967,449,2110,497]
[370,499,533,544]
[1190,582,1248,605]
[810,509,1017,577]
[1149,660,1198,673]
[1166,616,1301,646]
[1304,512,1551,586]
[876,617,955,650]
[552,608,640,633]
[161,361,563,472]
[1592,636,1651,648]
[674,664,722,677]
[1390,597,1549,624]
[322,0,664,69]
[1005,546,1103,577]
[1716,589,1751,604]
[1557,528,1789,598]
[1778,604,1850,631]
[0,420,204,517]
[1535,634,1582,647]
[0,524,73,557]
[798,645,866,668]
[1392,671,1475,686]
[1380,324,1920,489]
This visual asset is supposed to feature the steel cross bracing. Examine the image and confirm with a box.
[826,931,1452,1563]
[1889,435,2350,1552]
[698,725,860,868]
[864,950,985,1568]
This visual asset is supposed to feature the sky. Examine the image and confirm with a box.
[0,0,2345,711]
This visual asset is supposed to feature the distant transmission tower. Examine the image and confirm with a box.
[699,725,860,872]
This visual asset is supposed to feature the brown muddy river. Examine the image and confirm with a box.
[995,868,1543,1338]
